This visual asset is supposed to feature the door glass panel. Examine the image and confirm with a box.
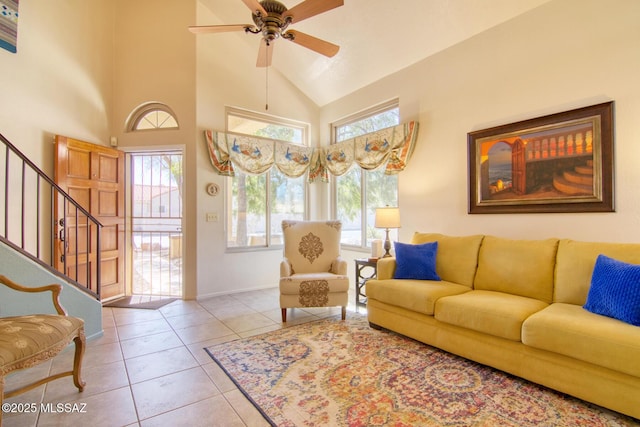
[131,152,183,297]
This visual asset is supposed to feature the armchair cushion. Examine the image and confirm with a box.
[282,220,342,274]
[280,274,349,296]
[0,315,84,369]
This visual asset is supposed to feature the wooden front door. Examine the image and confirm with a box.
[54,136,125,300]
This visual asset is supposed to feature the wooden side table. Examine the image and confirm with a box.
[355,258,378,306]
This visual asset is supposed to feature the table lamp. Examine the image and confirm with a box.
[375,207,401,257]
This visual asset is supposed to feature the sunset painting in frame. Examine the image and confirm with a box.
[468,102,614,214]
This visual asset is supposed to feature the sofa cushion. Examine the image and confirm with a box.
[583,255,640,326]
[522,303,640,378]
[555,239,640,305]
[365,279,470,316]
[474,236,558,303]
[435,290,549,341]
[411,233,484,287]
[393,241,441,281]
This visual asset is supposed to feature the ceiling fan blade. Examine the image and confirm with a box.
[283,0,344,23]
[188,24,250,34]
[241,0,268,16]
[256,40,274,67]
[284,30,339,58]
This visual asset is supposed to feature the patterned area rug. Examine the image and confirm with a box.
[206,314,639,426]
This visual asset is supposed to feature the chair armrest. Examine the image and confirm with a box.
[0,275,67,315]
[376,257,397,280]
[331,257,348,275]
[280,258,292,277]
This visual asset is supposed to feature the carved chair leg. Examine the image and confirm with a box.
[341,306,346,320]
[72,333,86,392]
[0,375,4,426]
[281,308,287,323]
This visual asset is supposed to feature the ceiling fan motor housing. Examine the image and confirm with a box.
[190,0,342,62]
[252,0,291,43]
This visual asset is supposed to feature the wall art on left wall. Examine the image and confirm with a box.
[0,0,19,53]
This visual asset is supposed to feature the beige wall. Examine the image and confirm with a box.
[0,0,114,173]
[322,0,640,248]
[111,0,197,298]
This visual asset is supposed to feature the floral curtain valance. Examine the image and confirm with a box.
[204,121,418,182]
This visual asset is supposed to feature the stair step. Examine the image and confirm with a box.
[564,169,593,185]
[553,173,592,195]
[574,164,593,175]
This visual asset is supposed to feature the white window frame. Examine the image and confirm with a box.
[126,102,179,131]
[331,99,400,250]
[225,107,310,251]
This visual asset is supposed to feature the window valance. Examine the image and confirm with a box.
[204,121,418,182]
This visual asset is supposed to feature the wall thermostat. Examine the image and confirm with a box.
[206,183,220,197]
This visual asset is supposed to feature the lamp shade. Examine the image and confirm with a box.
[375,207,401,229]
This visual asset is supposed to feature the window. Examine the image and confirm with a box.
[126,102,179,131]
[332,100,400,248]
[226,107,308,248]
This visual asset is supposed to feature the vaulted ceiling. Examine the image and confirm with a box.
[198,0,551,106]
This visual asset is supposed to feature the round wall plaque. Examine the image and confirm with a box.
[206,183,220,197]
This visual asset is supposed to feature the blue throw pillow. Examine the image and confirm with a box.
[393,241,441,281]
[584,254,640,326]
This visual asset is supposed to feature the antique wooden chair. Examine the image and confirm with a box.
[279,220,349,322]
[0,275,85,423]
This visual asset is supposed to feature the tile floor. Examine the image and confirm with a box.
[3,287,364,427]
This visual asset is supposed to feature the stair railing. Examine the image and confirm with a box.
[0,133,101,299]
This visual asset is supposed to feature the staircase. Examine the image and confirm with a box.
[553,160,594,195]
[0,133,103,337]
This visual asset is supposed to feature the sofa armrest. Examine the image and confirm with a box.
[280,258,292,277]
[376,257,397,280]
[331,256,348,275]
[0,275,67,315]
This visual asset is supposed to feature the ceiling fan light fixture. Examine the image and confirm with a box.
[251,0,292,43]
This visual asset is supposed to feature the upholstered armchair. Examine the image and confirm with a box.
[279,220,349,322]
[0,275,85,423]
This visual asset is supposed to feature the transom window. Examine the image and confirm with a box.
[332,100,400,248]
[126,102,179,131]
[226,107,309,249]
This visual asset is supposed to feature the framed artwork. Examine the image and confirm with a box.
[0,0,19,53]
[468,101,614,214]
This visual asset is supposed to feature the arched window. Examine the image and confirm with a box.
[126,102,179,131]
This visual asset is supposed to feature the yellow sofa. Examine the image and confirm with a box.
[366,233,640,420]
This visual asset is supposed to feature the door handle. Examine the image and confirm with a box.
[58,218,65,242]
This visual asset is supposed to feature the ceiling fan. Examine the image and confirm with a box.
[189,0,343,67]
